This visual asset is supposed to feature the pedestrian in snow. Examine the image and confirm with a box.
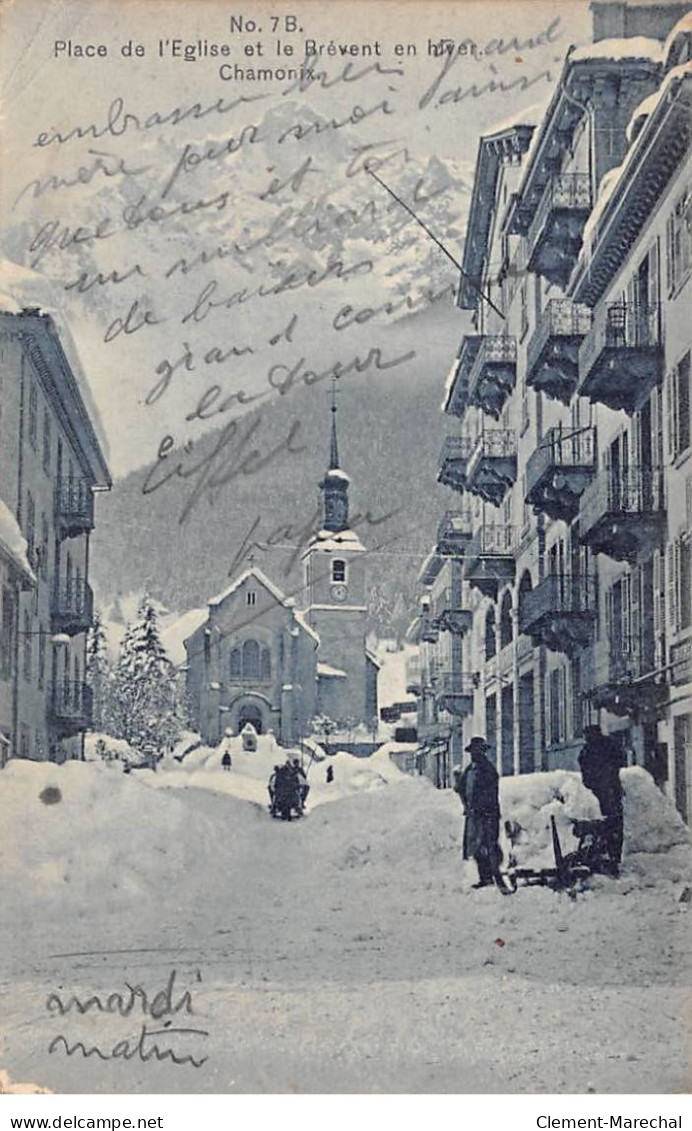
[454,737,502,889]
[578,724,625,868]
[326,764,334,784]
[220,728,233,771]
[292,758,309,810]
[268,764,281,814]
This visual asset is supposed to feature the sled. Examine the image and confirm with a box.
[499,816,595,894]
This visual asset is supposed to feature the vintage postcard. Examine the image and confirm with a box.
[0,0,690,1099]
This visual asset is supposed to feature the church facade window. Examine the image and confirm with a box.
[332,559,346,583]
[229,640,272,681]
[246,591,257,606]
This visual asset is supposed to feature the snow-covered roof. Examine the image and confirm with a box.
[162,606,207,666]
[317,662,347,679]
[208,565,288,608]
[0,499,36,584]
[664,9,692,69]
[0,260,111,478]
[570,36,664,64]
[323,468,351,483]
[365,647,382,670]
[303,528,366,555]
[294,609,320,645]
[482,98,550,141]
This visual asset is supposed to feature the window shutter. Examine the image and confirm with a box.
[666,214,674,296]
[667,368,677,461]
[622,574,632,662]
[653,550,665,670]
[630,565,641,672]
[668,542,679,637]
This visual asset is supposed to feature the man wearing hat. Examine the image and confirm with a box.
[578,724,625,867]
[454,737,501,888]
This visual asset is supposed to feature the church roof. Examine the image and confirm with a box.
[317,661,348,679]
[208,565,288,608]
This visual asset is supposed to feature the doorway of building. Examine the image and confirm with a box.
[237,703,264,734]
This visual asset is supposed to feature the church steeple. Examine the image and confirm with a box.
[320,378,350,533]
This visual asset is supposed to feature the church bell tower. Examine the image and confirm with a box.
[302,379,370,724]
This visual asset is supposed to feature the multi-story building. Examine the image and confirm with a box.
[0,305,111,762]
[412,6,692,821]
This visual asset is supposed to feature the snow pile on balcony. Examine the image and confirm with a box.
[0,498,35,582]
[569,37,664,64]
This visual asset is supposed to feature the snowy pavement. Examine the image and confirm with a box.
[1,742,690,1094]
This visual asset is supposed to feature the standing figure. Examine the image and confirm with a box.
[220,727,233,771]
[454,737,502,889]
[326,764,334,784]
[578,725,625,869]
[291,758,310,811]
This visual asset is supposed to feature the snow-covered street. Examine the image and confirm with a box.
[1,739,690,1094]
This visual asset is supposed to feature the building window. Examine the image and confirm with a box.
[42,411,51,473]
[1,587,15,681]
[500,591,513,648]
[246,591,257,606]
[519,280,529,341]
[332,559,346,583]
[666,187,692,295]
[669,534,692,635]
[23,611,32,681]
[668,351,691,460]
[40,514,49,579]
[485,606,496,661]
[230,639,272,681]
[549,668,565,745]
[28,383,38,450]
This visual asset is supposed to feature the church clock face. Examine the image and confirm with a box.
[330,583,348,602]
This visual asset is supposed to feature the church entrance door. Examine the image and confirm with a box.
[238,704,264,734]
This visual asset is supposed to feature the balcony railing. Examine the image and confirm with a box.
[518,574,597,653]
[580,467,665,560]
[436,509,473,555]
[587,639,665,722]
[437,434,475,492]
[55,480,94,538]
[443,336,483,418]
[50,681,93,734]
[465,523,516,597]
[579,302,663,413]
[431,588,473,636]
[526,299,592,403]
[434,669,475,716]
[527,173,592,287]
[466,430,518,505]
[525,424,597,522]
[51,580,94,635]
[467,335,517,418]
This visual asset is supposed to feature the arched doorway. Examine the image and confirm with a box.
[237,703,264,734]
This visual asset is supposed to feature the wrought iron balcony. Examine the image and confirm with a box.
[578,302,663,413]
[467,336,517,419]
[49,681,93,736]
[420,614,439,644]
[526,299,592,403]
[51,580,94,635]
[466,429,517,506]
[586,640,666,723]
[525,425,597,522]
[55,480,94,538]
[579,467,665,561]
[518,575,597,654]
[464,523,516,598]
[433,670,475,717]
[443,336,483,418]
[437,435,474,493]
[431,589,473,637]
[527,174,592,287]
[435,510,473,556]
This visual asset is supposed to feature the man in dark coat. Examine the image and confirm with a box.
[454,737,501,888]
[578,725,625,867]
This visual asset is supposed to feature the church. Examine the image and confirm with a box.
[184,389,380,747]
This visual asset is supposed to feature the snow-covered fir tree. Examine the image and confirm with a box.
[109,596,186,755]
[86,612,110,731]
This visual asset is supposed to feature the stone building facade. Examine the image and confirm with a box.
[0,307,111,762]
[412,7,692,821]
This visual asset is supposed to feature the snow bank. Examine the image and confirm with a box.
[0,758,230,918]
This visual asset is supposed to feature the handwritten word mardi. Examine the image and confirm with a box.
[46,970,207,1068]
